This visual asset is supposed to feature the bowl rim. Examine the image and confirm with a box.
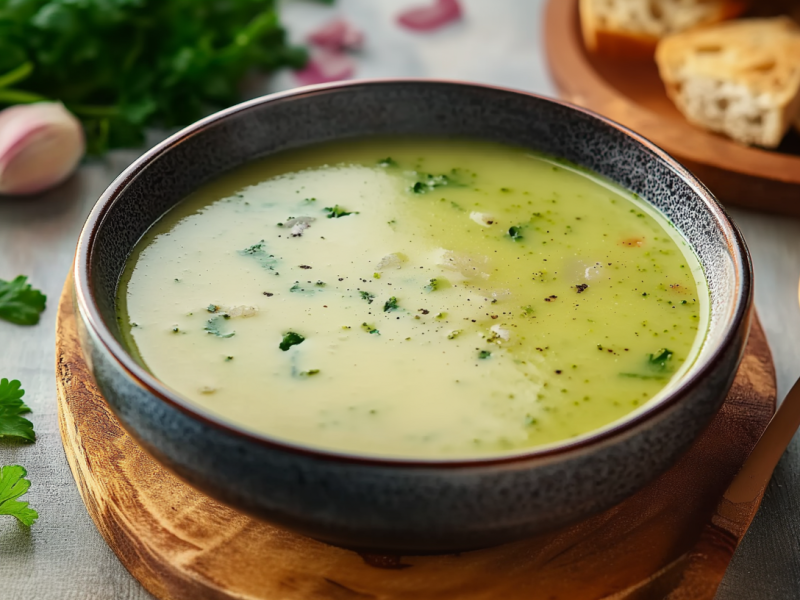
[73,78,753,469]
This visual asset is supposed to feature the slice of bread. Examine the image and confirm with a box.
[656,17,800,148]
[580,0,749,59]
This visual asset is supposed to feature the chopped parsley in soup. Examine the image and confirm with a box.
[117,138,708,459]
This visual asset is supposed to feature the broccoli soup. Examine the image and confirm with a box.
[118,138,708,459]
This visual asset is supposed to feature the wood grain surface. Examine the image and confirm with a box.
[543,0,800,217]
[55,278,777,600]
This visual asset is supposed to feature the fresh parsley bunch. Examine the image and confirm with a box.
[0,0,307,154]
[0,381,38,526]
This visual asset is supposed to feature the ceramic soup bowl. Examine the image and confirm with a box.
[73,80,752,553]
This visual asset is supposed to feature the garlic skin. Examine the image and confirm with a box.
[0,102,85,195]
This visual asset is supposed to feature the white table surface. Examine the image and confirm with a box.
[1,1,799,598]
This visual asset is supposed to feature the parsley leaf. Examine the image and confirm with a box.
[359,291,375,304]
[0,465,38,526]
[507,226,524,241]
[324,205,357,218]
[0,276,46,325]
[478,350,492,359]
[0,0,307,154]
[383,296,399,312]
[280,331,305,351]
[0,379,35,443]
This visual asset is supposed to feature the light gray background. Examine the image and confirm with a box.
[1,1,798,598]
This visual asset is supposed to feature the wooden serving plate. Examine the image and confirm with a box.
[56,280,776,600]
[544,0,800,217]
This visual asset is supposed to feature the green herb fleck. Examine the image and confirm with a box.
[648,348,674,371]
[0,379,35,443]
[424,278,440,292]
[377,157,397,168]
[324,205,357,218]
[304,197,317,203]
[373,272,381,279]
[361,323,380,335]
[299,369,320,377]
[0,276,46,325]
[290,282,319,295]
[383,296,399,312]
[409,173,451,194]
[508,226,524,241]
[207,304,218,313]
[205,315,234,338]
[238,240,277,270]
[279,331,305,351]
[359,291,375,304]
[0,465,38,526]
[478,350,492,359]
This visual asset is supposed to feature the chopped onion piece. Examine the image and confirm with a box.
[397,0,462,32]
[295,49,356,86]
[470,211,495,227]
[308,18,364,51]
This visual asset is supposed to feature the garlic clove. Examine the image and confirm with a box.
[0,102,85,196]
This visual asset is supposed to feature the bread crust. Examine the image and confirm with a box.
[581,0,749,59]
[656,17,800,147]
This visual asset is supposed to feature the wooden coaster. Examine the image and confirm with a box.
[56,281,776,600]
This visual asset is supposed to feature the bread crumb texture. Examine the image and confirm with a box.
[656,17,800,147]
[581,0,747,58]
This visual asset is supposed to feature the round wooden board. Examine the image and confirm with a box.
[56,280,776,600]
[544,0,800,217]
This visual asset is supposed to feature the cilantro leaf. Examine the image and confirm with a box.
[0,276,46,325]
[0,379,35,443]
[0,465,38,526]
[280,331,305,351]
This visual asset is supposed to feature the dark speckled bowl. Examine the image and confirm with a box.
[73,80,752,553]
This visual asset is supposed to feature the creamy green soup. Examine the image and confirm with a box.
[118,138,708,459]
